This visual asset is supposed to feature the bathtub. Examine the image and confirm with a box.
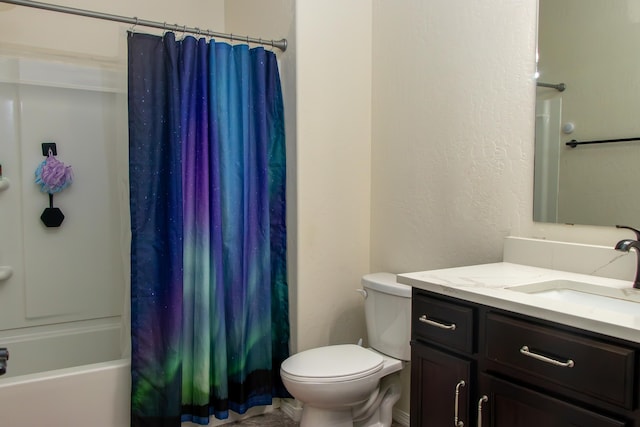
[0,318,129,427]
[0,319,289,427]
[0,358,130,427]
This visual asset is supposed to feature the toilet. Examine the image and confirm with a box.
[280,273,411,427]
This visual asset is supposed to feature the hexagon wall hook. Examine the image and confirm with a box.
[35,143,73,228]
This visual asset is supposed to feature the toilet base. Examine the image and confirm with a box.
[298,374,402,427]
[300,406,354,427]
[354,374,401,427]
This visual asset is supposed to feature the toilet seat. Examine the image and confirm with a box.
[281,344,383,383]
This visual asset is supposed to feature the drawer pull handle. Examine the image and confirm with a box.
[454,380,466,427]
[519,346,575,368]
[419,314,456,330]
[477,395,488,427]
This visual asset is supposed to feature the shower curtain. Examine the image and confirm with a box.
[128,32,289,426]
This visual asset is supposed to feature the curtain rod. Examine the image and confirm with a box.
[536,82,565,92]
[0,0,288,52]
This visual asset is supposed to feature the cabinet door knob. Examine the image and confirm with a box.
[419,314,457,330]
[454,379,466,427]
[477,395,488,427]
[519,345,575,368]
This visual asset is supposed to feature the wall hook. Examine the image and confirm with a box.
[35,143,73,228]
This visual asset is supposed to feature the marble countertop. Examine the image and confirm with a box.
[398,262,640,344]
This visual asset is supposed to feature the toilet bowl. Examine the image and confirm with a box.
[280,273,411,427]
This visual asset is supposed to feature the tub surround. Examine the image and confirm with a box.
[398,237,640,343]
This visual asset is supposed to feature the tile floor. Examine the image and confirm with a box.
[224,410,403,426]
[224,411,297,426]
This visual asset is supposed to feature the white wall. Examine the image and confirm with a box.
[293,1,372,352]
[371,0,538,274]
[0,0,224,59]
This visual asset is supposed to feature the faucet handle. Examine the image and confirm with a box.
[0,348,7,376]
[616,225,640,240]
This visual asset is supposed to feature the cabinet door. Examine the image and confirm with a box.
[411,342,472,427]
[477,374,628,427]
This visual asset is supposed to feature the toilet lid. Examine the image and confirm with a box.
[280,344,383,383]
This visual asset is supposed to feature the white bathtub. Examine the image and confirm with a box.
[0,358,130,427]
[0,318,129,427]
[0,319,281,427]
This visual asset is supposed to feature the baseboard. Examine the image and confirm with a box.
[280,398,303,422]
[392,407,410,426]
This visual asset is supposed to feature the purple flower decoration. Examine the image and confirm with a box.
[35,152,73,194]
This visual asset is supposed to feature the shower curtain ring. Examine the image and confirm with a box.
[230,33,234,43]
[246,35,250,44]
[130,17,138,33]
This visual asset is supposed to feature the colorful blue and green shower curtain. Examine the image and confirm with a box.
[128,32,289,426]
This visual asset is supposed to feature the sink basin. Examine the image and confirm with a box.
[507,280,640,315]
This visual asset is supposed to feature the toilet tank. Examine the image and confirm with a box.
[362,273,411,361]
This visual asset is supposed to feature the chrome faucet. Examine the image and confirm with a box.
[0,348,8,376]
[614,225,640,289]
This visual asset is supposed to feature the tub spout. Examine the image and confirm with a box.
[0,348,8,376]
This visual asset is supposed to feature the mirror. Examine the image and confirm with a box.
[533,0,640,229]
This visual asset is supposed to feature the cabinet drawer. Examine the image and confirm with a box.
[479,373,627,427]
[485,313,636,409]
[412,292,475,354]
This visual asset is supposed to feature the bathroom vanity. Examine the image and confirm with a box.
[399,261,640,427]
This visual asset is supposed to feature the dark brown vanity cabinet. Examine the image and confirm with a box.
[477,374,626,427]
[411,340,473,426]
[410,290,477,427]
[411,288,640,427]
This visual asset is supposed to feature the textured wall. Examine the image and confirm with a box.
[371,0,538,275]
